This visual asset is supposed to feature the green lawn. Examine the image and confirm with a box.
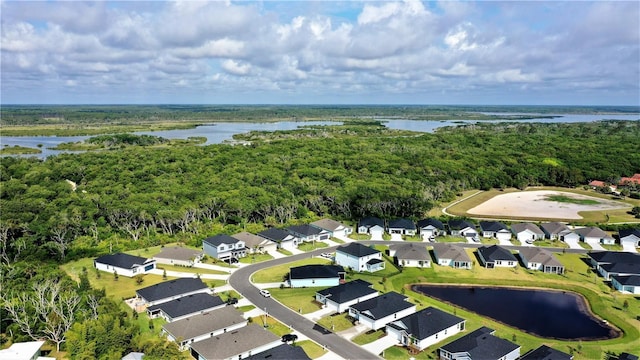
[330,237,345,244]
[546,194,600,205]
[250,315,292,336]
[352,329,386,345]
[269,287,327,314]
[251,258,331,283]
[316,313,354,332]
[239,253,274,264]
[278,248,293,256]
[435,236,467,243]
[237,305,255,312]
[295,340,327,359]
[156,263,227,275]
[297,241,329,252]
[383,345,432,360]
[348,233,371,240]
[533,240,569,248]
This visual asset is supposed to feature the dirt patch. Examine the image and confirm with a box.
[468,190,628,220]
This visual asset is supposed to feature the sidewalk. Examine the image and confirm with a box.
[193,262,237,273]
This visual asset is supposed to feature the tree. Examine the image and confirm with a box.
[631,206,640,218]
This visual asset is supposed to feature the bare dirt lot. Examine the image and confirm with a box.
[467,190,629,220]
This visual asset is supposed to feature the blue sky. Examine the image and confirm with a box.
[1,0,638,105]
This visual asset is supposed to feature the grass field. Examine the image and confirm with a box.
[239,253,274,264]
[317,313,355,332]
[298,241,329,251]
[268,287,327,314]
[251,258,332,283]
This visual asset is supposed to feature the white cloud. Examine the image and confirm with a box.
[221,59,251,76]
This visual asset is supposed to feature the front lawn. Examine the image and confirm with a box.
[239,253,274,264]
[297,241,329,252]
[157,263,227,275]
[250,315,292,336]
[352,329,386,345]
[295,340,327,359]
[316,312,355,332]
[348,233,371,240]
[251,258,331,283]
[269,287,327,314]
[330,237,345,244]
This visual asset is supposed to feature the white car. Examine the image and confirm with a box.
[259,289,271,298]
[320,252,333,258]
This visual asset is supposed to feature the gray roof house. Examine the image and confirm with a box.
[258,228,300,250]
[189,323,281,360]
[438,326,520,360]
[232,232,274,253]
[147,293,226,322]
[310,218,352,237]
[245,344,311,360]
[511,223,544,243]
[163,307,248,351]
[386,306,466,352]
[575,227,615,245]
[348,291,416,330]
[136,278,209,306]
[315,279,378,313]
[94,253,156,277]
[518,248,564,274]
[431,243,472,269]
[286,224,330,242]
[389,243,431,268]
[540,222,571,240]
[153,247,203,267]
[520,345,573,360]
[388,218,417,236]
[477,245,518,268]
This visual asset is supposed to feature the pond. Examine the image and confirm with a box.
[412,284,618,340]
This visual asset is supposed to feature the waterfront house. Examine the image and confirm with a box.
[386,307,466,352]
[348,292,416,330]
[315,279,378,313]
[431,243,472,269]
[518,248,565,274]
[203,234,246,261]
[477,245,518,268]
[611,275,640,294]
[438,326,520,360]
[335,242,385,272]
[94,253,156,278]
[389,243,431,268]
[289,265,345,288]
[520,345,573,360]
[587,251,640,276]
[388,218,417,236]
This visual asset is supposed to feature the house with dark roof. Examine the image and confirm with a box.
[257,228,300,250]
[477,245,518,268]
[438,326,520,360]
[388,218,417,236]
[289,265,345,288]
[619,228,640,249]
[432,243,472,269]
[448,220,478,240]
[520,345,573,360]
[232,232,276,254]
[619,353,640,360]
[286,224,330,242]
[245,344,311,360]
[189,323,281,360]
[599,262,640,281]
[94,253,156,277]
[587,251,640,278]
[335,242,384,272]
[147,293,226,322]
[389,243,431,268]
[511,223,544,243]
[479,221,511,242]
[417,218,445,240]
[203,234,246,261]
[611,275,640,294]
[575,227,615,245]
[153,247,203,267]
[136,278,210,306]
[348,291,416,330]
[518,248,564,274]
[315,279,378,313]
[357,216,385,237]
[386,306,466,352]
[163,307,247,351]
[310,218,352,238]
[540,222,571,240]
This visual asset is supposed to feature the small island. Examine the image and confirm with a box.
[0,145,42,155]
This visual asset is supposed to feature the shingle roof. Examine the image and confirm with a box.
[479,221,508,232]
[588,251,640,264]
[190,323,279,360]
[366,258,384,265]
[518,248,563,268]
[387,306,464,340]
[258,228,293,242]
[600,262,640,275]
[619,228,640,239]
[619,353,640,360]
[95,253,151,269]
[316,279,376,304]
[540,222,570,235]
[147,293,224,319]
[511,223,544,235]
[311,218,348,232]
[337,242,380,257]
[137,278,208,303]
[575,227,614,240]
[432,243,471,263]
[478,245,518,262]
[388,218,416,230]
[153,247,203,262]
[245,344,311,360]
[350,292,413,320]
[203,234,241,247]
[448,219,475,231]
[286,224,322,237]
[389,243,430,261]
[417,218,445,230]
[162,306,246,340]
[440,326,520,359]
[358,216,384,228]
[612,275,640,286]
[231,232,271,249]
[520,345,573,360]
[290,265,344,280]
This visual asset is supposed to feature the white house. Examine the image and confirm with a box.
[136,278,210,307]
[258,228,300,250]
[388,218,417,236]
[153,247,203,267]
[335,242,385,272]
[348,292,416,330]
[94,253,156,278]
[417,218,445,240]
[611,275,640,294]
[202,234,246,261]
[286,224,331,242]
[439,327,520,360]
[315,279,378,313]
[289,265,345,288]
[357,217,385,237]
[511,223,544,243]
[620,229,640,250]
[311,218,353,238]
[448,220,477,239]
[540,222,571,240]
[431,243,472,269]
[389,243,431,268]
[189,324,281,360]
[479,221,511,242]
[0,340,46,360]
[575,227,615,245]
[518,248,565,274]
[477,245,518,268]
[163,307,247,351]
[386,307,465,352]
[231,231,276,254]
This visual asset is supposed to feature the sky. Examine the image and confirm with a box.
[1,0,639,105]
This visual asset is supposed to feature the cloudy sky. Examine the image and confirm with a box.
[1,1,639,105]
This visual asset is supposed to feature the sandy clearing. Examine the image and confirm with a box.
[468,190,628,220]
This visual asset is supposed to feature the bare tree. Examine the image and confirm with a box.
[86,293,100,320]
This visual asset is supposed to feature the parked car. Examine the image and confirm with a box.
[226,297,238,305]
[259,289,271,298]
[281,334,298,343]
[320,252,333,258]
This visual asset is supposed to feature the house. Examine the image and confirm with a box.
[189,323,281,360]
[289,265,345,288]
[520,345,573,360]
[348,291,416,330]
[315,279,378,313]
[153,247,203,267]
[203,234,246,261]
[561,231,581,244]
[518,248,565,274]
[447,220,478,240]
[257,228,300,250]
[232,232,276,254]
[417,218,445,240]
[357,216,385,237]
[389,243,431,268]
[575,227,615,245]
[388,218,417,236]
[540,222,571,240]
[0,340,46,360]
[431,243,472,269]
[587,251,640,271]
[335,242,385,272]
[588,180,617,193]
[611,275,640,294]
[619,228,640,249]
[477,245,518,268]
[136,278,210,307]
[245,344,311,360]
[122,353,145,360]
[94,253,156,277]
[163,307,247,351]
[511,223,544,243]
[599,262,640,281]
[147,293,226,322]
[386,307,466,352]
[310,218,352,238]
[479,221,511,242]
[619,353,640,360]
[438,326,520,360]
[619,173,640,186]
[286,224,331,242]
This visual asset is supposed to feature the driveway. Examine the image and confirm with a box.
[498,238,512,246]
[370,232,384,241]
[304,306,336,322]
[622,241,638,253]
[362,334,398,355]
[564,238,583,250]
[390,233,403,241]
[587,242,605,251]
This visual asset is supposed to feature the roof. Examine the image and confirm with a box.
[479,221,509,232]
[350,291,413,319]
[388,218,416,230]
[153,247,202,262]
[190,323,280,360]
[0,341,45,360]
[358,216,384,228]
[286,224,323,237]
[619,353,640,360]
[367,258,384,265]
[587,251,640,264]
[316,279,376,304]
[589,180,607,187]
[162,307,246,340]
[147,293,224,319]
[337,242,380,257]
[518,248,563,268]
[203,234,241,247]
[290,265,344,280]
[121,353,145,360]
[231,232,270,248]
[511,223,544,235]
[258,228,293,242]
[432,243,472,263]
[94,253,151,269]
[620,174,640,185]
[478,245,518,262]
[448,219,475,231]
[417,218,445,230]
[245,344,311,360]
[387,306,464,340]
[619,228,640,239]
[540,222,570,235]
[137,278,208,302]
[575,227,613,240]
[440,326,520,359]
[600,262,640,275]
[611,275,640,286]
[520,345,573,360]
[311,218,348,232]
[389,243,430,261]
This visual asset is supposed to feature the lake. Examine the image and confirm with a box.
[412,284,618,340]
